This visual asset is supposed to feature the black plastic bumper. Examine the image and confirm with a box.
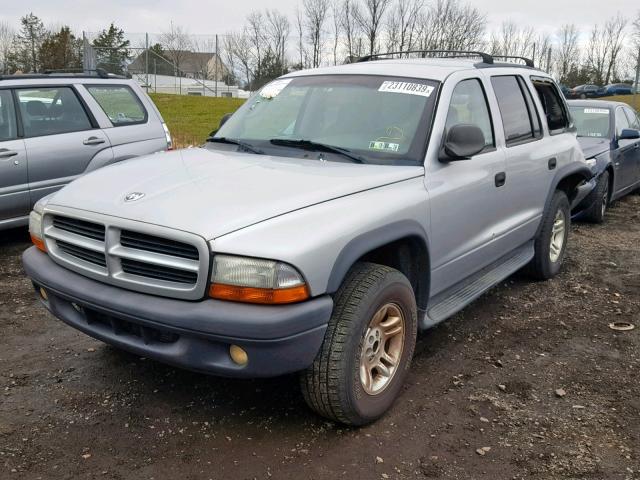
[22,247,332,377]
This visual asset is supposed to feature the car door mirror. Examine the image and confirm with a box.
[440,124,486,162]
[619,128,640,140]
[208,113,233,137]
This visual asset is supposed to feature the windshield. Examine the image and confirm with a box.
[214,74,440,165]
[569,106,611,138]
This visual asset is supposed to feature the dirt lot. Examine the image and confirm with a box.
[1,196,639,480]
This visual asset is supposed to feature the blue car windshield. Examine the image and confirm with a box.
[214,74,440,165]
[569,106,610,138]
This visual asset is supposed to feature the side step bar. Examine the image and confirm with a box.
[421,242,534,329]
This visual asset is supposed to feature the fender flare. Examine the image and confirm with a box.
[325,219,430,294]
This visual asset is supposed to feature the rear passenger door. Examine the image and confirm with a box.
[16,86,113,207]
[489,75,554,245]
[622,106,640,186]
[0,89,29,223]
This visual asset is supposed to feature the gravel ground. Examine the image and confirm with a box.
[1,195,639,480]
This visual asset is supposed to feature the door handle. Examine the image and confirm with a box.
[548,157,557,170]
[83,137,106,146]
[0,149,18,159]
[495,172,506,187]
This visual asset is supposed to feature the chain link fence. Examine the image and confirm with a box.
[82,32,247,98]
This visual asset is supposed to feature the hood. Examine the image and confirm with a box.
[49,148,423,240]
[576,136,610,159]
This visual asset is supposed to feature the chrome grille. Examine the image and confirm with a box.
[42,210,208,300]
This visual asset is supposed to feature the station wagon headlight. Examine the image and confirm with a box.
[29,210,46,252]
[209,255,309,304]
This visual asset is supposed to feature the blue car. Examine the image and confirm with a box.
[569,100,640,222]
[602,83,634,96]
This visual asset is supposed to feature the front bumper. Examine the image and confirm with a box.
[22,247,332,377]
[571,177,597,210]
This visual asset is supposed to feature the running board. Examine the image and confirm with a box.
[421,242,534,329]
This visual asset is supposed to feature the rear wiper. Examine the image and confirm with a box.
[207,136,263,154]
[269,138,365,164]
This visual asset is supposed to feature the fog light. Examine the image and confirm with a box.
[229,345,248,366]
[39,287,48,301]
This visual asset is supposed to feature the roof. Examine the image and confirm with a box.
[285,57,549,82]
[567,99,630,109]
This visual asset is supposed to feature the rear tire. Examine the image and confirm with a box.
[528,190,570,280]
[300,262,417,426]
[582,171,610,224]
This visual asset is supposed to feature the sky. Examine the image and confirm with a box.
[0,0,637,39]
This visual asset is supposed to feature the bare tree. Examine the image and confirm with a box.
[331,0,341,65]
[191,37,216,80]
[295,6,307,68]
[554,24,580,83]
[586,14,627,84]
[159,22,192,80]
[303,0,330,67]
[0,22,15,74]
[386,0,423,54]
[417,0,486,53]
[340,0,362,59]
[489,21,535,58]
[265,9,290,71]
[245,11,266,79]
[354,0,392,55]
[226,31,253,88]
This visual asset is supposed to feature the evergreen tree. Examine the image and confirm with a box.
[9,13,46,72]
[39,26,81,71]
[92,23,130,75]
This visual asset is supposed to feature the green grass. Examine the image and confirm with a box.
[606,95,640,109]
[149,93,245,147]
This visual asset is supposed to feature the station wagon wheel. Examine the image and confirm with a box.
[600,180,609,218]
[582,170,610,224]
[300,262,417,426]
[527,190,570,280]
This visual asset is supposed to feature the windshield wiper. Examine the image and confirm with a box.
[269,138,365,164]
[207,136,263,154]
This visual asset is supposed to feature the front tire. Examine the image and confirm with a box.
[300,263,417,426]
[528,190,570,280]
[582,171,610,224]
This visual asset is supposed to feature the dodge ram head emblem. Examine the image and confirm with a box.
[124,192,145,202]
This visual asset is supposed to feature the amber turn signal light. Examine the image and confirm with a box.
[31,234,46,253]
[209,283,309,304]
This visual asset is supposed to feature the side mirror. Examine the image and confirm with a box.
[439,124,486,161]
[619,128,640,140]
[208,113,233,137]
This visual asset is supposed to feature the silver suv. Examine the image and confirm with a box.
[0,70,172,230]
[23,52,592,425]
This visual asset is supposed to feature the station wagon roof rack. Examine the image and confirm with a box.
[355,50,536,69]
[0,68,127,80]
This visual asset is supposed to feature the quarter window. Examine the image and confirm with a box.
[86,85,147,126]
[491,76,535,146]
[445,78,494,149]
[530,79,570,132]
[17,87,92,138]
[0,90,17,141]
[623,106,640,130]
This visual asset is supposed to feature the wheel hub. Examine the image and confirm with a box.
[359,303,405,395]
[549,209,566,263]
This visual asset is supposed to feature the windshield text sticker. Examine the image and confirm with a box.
[584,108,609,115]
[369,141,400,152]
[378,81,434,97]
[260,79,292,99]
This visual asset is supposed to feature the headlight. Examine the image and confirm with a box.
[29,210,46,252]
[209,254,309,304]
[585,157,597,167]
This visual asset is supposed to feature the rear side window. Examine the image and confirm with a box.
[445,78,494,149]
[0,90,17,141]
[86,85,147,126]
[530,79,570,132]
[518,78,542,138]
[491,76,535,146]
[17,87,93,138]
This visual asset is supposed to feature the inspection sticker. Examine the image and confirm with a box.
[260,79,292,99]
[584,108,609,115]
[378,81,434,97]
[369,141,400,152]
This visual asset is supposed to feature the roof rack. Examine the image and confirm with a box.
[356,50,495,65]
[491,55,535,68]
[0,68,126,80]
